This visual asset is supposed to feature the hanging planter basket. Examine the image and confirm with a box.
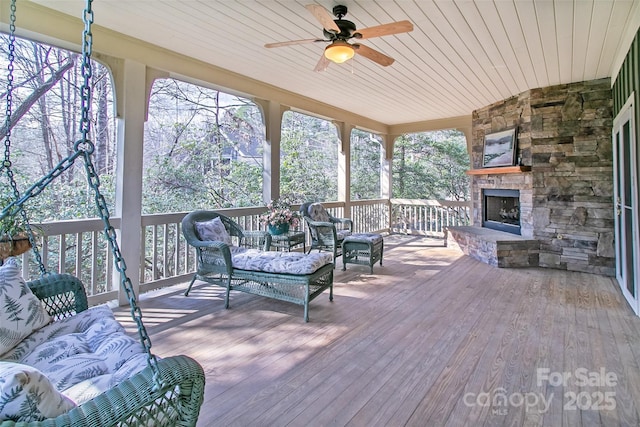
[0,232,32,260]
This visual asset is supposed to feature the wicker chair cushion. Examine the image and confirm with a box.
[0,259,51,355]
[232,249,333,275]
[0,361,77,422]
[195,217,232,244]
[1,304,148,407]
[307,203,330,222]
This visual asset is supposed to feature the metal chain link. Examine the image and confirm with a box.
[3,0,16,170]
[77,0,162,388]
[81,149,162,388]
[2,0,163,387]
[1,0,47,274]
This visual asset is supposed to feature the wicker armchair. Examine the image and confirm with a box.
[181,210,271,296]
[300,202,353,266]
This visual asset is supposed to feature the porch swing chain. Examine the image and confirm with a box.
[76,0,163,388]
[2,0,47,274]
[1,0,163,388]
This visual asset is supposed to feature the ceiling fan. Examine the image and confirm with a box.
[264,4,413,72]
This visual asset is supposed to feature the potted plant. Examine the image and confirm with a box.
[0,195,33,260]
[259,196,301,235]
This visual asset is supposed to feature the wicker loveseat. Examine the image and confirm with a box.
[182,210,335,322]
[0,261,205,426]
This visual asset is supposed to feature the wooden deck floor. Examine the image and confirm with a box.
[113,235,640,427]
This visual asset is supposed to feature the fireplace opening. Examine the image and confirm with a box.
[483,189,521,235]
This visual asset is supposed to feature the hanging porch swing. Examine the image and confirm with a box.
[0,1,205,425]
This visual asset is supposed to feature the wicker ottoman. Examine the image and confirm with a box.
[342,233,384,273]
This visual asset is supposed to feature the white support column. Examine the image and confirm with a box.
[113,59,146,305]
[456,125,474,219]
[381,134,399,200]
[335,121,354,217]
[382,134,400,229]
[256,99,287,203]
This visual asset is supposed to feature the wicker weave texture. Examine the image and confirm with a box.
[197,262,334,322]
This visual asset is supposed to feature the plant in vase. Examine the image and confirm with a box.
[0,195,35,260]
[259,196,301,235]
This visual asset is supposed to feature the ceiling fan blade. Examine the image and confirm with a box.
[353,20,414,39]
[353,44,395,66]
[314,54,331,72]
[305,4,340,33]
[265,39,325,48]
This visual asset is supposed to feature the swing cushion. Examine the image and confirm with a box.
[1,304,149,418]
[0,260,51,355]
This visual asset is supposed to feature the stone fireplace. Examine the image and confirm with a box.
[447,77,615,276]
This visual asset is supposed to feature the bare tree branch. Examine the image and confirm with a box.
[1,56,75,136]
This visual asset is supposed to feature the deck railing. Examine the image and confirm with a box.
[389,199,471,236]
[19,199,471,304]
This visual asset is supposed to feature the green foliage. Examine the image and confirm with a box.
[0,34,116,223]
[142,78,264,213]
[393,130,470,201]
[280,111,339,203]
[351,129,382,200]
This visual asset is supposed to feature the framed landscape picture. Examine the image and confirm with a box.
[482,128,517,167]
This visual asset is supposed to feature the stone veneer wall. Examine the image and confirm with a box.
[470,78,615,276]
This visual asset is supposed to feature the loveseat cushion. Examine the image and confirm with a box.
[231,249,333,275]
[0,259,51,355]
[0,361,77,422]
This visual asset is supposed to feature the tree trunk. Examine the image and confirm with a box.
[94,70,109,174]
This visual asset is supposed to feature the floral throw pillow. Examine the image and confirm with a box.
[0,259,51,356]
[0,361,76,422]
[195,217,232,244]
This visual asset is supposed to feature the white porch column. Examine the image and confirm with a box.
[335,121,354,217]
[256,99,287,203]
[382,134,400,229]
[381,134,400,200]
[113,59,146,305]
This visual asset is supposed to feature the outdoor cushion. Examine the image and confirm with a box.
[231,249,333,275]
[0,259,51,355]
[344,233,383,244]
[195,216,232,244]
[307,203,330,222]
[0,361,77,422]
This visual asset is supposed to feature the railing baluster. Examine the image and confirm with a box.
[59,234,66,273]
[152,225,159,281]
[75,232,82,280]
[163,223,169,278]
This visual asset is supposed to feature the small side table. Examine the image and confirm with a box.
[269,231,306,252]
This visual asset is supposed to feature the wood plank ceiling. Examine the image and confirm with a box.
[31,0,639,126]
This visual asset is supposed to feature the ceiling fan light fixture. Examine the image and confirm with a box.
[324,41,355,63]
